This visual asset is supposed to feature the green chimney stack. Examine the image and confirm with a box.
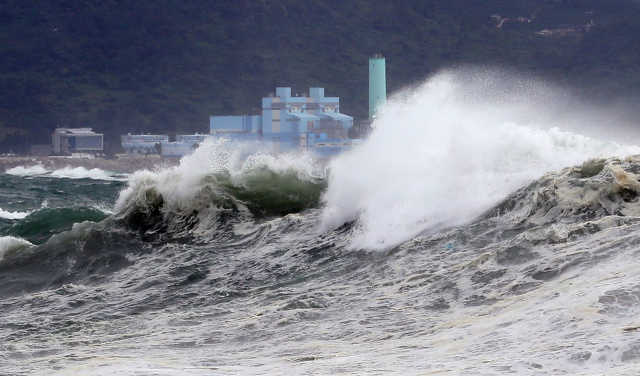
[369,54,386,120]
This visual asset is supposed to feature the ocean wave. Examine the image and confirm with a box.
[114,140,326,239]
[483,156,640,232]
[321,69,640,250]
[5,206,110,245]
[0,236,33,259]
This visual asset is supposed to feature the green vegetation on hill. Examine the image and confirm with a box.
[1,0,640,153]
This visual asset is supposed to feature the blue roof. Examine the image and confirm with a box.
[290,113,320,121]
[319,112,353,121]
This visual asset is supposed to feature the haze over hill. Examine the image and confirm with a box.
[1,0,640,153]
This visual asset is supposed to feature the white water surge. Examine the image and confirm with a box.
[5,165,48,176]
[321,69,640,250]
[0,207,31,220]
[5,69,640,376]
[5,165,126,181]
[49,166,122,180]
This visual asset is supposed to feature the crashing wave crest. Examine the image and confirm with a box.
[483,156,640,234]
[321,70,640,250]
[114,140,326,239]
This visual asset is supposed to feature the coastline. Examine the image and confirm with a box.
[0,156,179,174]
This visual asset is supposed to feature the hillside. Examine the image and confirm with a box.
[1,0,640,154]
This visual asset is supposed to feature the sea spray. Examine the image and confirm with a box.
[321,69,640,250]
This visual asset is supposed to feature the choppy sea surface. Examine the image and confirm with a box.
[3,70,640,375]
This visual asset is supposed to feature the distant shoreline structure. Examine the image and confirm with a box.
[0,156,177,174]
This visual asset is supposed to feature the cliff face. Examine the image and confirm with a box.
[1,0,640,154]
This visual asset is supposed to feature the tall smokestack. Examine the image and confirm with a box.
[369,54,386,120]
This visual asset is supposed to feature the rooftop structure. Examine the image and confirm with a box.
[177,134,209,143]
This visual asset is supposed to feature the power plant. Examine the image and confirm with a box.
[143,56,388,158]
[209,86,361,157]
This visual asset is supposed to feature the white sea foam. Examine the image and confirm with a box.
[321,69,640,250]
[50,166,118,180]
[4,164,126,181]
[0,236,33,259]
[5,164,48,176]
[0,208,30,220]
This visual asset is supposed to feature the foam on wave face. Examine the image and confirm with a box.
[114,139,325,222]
[0,208,31,220]
[321,68,640,250]
[4,165,126,181]
[50,166,120,180]
[0,236,33,259]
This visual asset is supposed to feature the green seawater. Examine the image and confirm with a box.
[0,173,125,244]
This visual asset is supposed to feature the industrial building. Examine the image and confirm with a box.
[119,133,211,157]
[208,56,386,158]
[210,87,361,157]
[160,142,196,158]
[209,116,262,141]
[53,128,103,156]
[159,134,210,158]
[122,57,386,159]
[121,134,168,154]
[176,134,209,144]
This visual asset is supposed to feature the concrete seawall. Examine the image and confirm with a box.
[0,157,179,174]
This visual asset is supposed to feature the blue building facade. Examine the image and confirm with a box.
[161,142,195,158]
[177,134,209,143]
[121,134,168,154]
[210,87,360,157]
[209,115,262,142]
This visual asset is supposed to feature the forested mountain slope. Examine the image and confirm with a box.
[1,0,639,153]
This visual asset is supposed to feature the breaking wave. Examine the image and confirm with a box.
[114,140,326,239]
[321,69,640,250]
[4,68,640,375]
[0,236,33,259]
[484,157,640,227]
